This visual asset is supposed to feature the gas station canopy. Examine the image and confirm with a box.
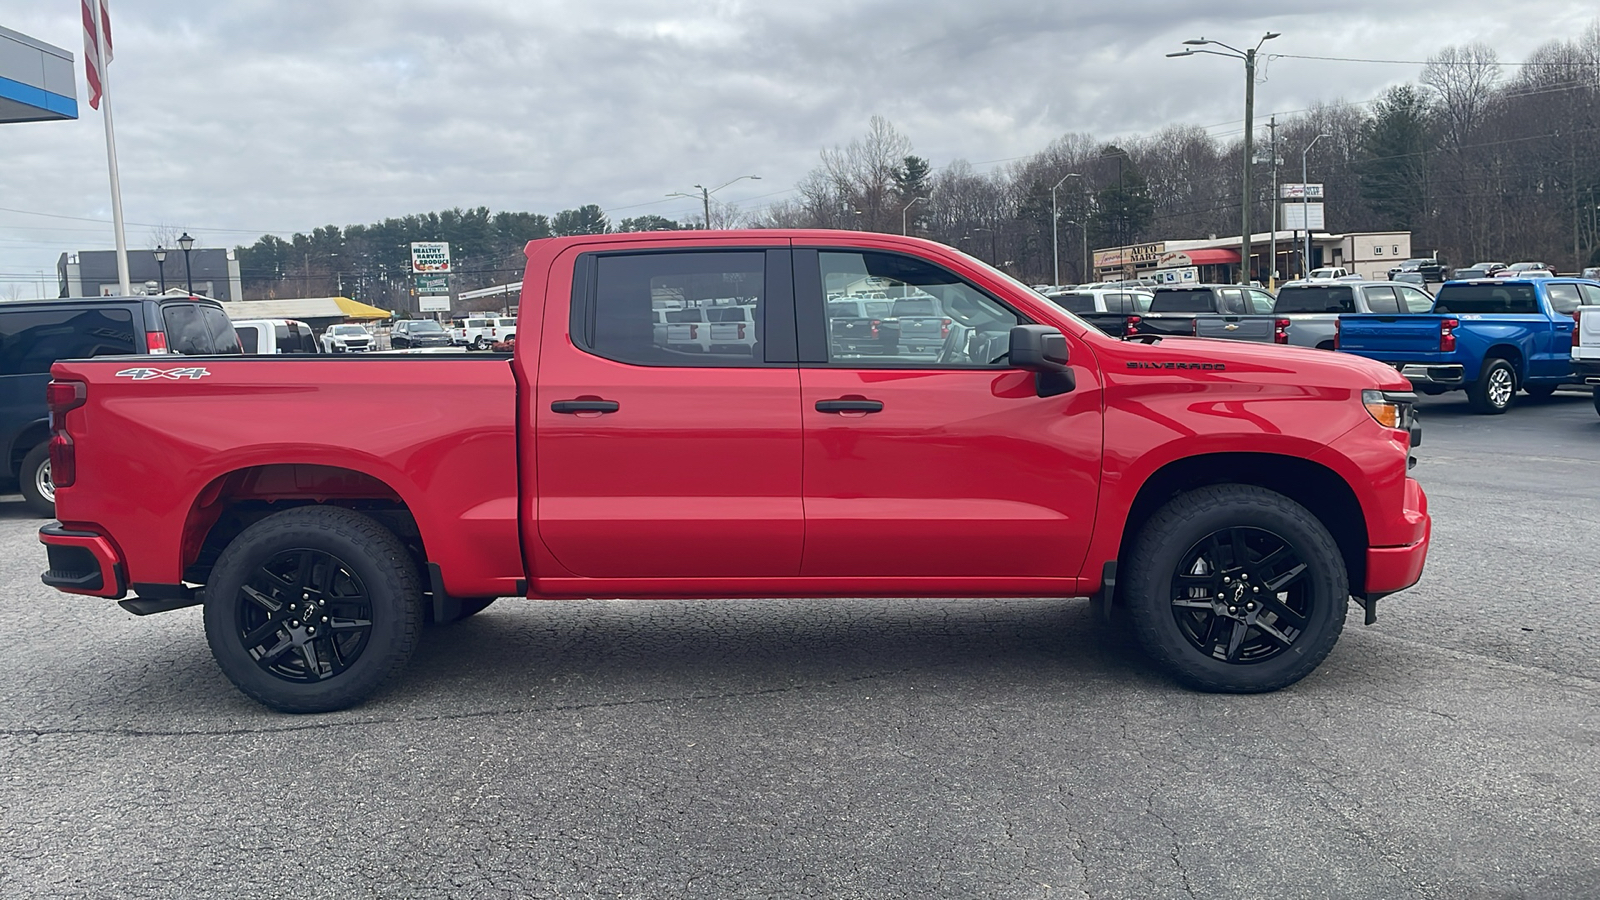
[0,25,77,124]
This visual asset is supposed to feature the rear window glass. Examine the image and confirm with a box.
[0,307,137,376]
[1273,287,1356,314]
[235,325,260,354]
[1546,284,1582,316]
[1150,289,1214,313]
[706,307,751,322]
[664,309,703,323]
[162,304,212,355]
[892,299,938,315]
[1434,284,1539,314]
[1046,293,1096,314]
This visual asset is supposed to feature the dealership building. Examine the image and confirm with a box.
[1091,230,1415,286]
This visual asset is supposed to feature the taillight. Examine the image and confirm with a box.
[689,325,698,339]
[47,381,86,489]
[1440,318,1458,352]
[1334,319,1341,350]
[1274,318,1290,344]
[870,319,880,339]
[736,324,746,339]
[146,330,169,354]
[941,318,953,338]
[1190,318,1199,336]
[1124,315,1141,337]
[1575,321,1582,348]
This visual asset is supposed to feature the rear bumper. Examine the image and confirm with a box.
[39,522,126,599]
[1364,478,1431,596]
[1400,363,1465,385]
[1573,358,1600,384]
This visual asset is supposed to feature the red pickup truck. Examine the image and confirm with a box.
[39,231,1431,712]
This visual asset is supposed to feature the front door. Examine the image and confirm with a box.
[534,244,803,579]
[795,247,1103,581]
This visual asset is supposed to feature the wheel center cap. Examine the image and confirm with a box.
[1231,582,1248,604]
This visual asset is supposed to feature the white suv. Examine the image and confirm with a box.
[320,323,373,353]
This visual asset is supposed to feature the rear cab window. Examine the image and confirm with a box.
[0,306,136,376]
[1274,286,1354,314]
[1149,289,1214,313]
[1434,284,1539,314]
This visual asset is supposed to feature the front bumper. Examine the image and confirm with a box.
[39,522,125,598]
[1364,477,1430,596]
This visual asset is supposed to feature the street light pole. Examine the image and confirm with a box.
[1302,133,1330,277]
[1169,32,1280,285]
[667,175,761,229]
[902,196,928,235]
[153,246,167,294]
[1050,173,1081,287]
[177,232,195,295]
[1065,220,1089,283]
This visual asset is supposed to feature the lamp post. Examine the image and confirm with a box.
[1050,173,1082,287]
[177,232,195,295]
[1169,32,1280,284]
[1302,133,1330,277]
[902,196,928,235]
[667,175,761,229]
[153,246,167,294]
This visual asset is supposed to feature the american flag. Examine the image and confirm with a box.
[81,0,113,110]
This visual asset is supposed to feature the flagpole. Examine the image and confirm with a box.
[90,0,131,296]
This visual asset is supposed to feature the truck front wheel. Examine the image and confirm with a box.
[202,506,423,713]
[1122,485,1348,693]
[1467,359,1516,414]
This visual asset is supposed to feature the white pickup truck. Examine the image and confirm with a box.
[1575,304,1600,417]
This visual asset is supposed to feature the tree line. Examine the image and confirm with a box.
[235,20,1600,305]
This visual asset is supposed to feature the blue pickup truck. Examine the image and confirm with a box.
[1335,278,1596,413]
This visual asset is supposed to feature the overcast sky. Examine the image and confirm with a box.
[3,0,1594,297]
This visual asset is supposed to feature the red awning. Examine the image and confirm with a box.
[1182,248,1241,265]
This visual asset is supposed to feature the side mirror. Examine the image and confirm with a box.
[1009,325,1075,397]
[1010,324,1071,372]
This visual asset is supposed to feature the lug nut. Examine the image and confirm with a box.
[1228,606,1238,614]
[1217,593,1225,600]
[321,616,329,623]
[1253,586,1260,593]
[1247,602,1256,611]
[1240,573,1248,581]
[1223,576,1231,584]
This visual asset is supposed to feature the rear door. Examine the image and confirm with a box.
[1,305,137,471]
[796,246,1102,581]
[534,242,804,579]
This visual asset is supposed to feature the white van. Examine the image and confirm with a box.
[232,319,320,354]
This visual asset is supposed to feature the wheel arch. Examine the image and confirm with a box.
[180,464,428,587]
[1114,452,1368,602]
[6,418,50,479]
[1483,343,1524,375]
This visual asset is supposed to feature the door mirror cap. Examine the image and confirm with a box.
[1010,324,1071,372]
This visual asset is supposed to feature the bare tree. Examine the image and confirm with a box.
[1422,43,1502,152]
[819,116,914,232]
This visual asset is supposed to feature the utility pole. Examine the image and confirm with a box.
[1241,47,1257,285]
[1267,117,1278,289]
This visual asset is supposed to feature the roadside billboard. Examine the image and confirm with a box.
[410,242,451,273]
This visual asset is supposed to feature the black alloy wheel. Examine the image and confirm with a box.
[1122,485,1347,693]
[1169,527,1312,665]
[234,548,374,683]
[203,506,421,712]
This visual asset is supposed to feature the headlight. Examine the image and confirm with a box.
[1362,389,1416,431]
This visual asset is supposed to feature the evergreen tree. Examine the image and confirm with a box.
[1356,85,1433,230]
[552,205,611,236]
[618,215,683,232]
[1088,145,1154,250]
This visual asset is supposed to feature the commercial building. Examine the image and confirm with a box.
[1090,230,1414,285]
[0,25,75,124]
[58,248,245,301]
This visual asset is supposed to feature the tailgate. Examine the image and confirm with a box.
[1578,308,1600,361]
[1193,315,1274,342]
[1336,315,1447,356]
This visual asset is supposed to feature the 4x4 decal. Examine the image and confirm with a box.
[115,367,211,381]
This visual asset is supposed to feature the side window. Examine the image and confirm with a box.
[819,251,1022,367]
[1546,284,1582,316]
[235,326,260,354]
[0,307,136,376]
[1248,290,1277,315]
[581,251,766,366]
[1364,286,1401,314]
[200,306,242,354]
[1579,284,1600,305]
[1398,286,1435,313]
[1216,288,1245,314]
[162,305,211,355]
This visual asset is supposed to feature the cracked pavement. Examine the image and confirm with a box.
[1,391,1598,899]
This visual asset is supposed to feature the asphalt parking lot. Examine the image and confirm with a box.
[1,391,1597,900]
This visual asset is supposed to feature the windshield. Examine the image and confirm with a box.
[331,325,366,334]
[409,320,444,332]
[1274,286,1354,314]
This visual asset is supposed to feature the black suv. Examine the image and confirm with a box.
[1,295,241,516]
[389,318,453,348]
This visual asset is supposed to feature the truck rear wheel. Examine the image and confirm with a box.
[202,506,422,713]
[1122,485,1348,693]
[18,443,54,518]
[1467,359,1516,414]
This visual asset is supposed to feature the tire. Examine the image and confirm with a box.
[1122,484,1348,693]
[472,336,488,351]
[1593,390,1600,419]
[1524,383,1557,401]
[202,506,423,713]
[1467,359,1516,414]
[18,443,54,518]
